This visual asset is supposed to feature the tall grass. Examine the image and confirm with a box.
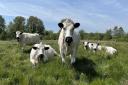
[0,40,127,85]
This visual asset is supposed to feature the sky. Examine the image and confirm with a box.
[0,0,128,32]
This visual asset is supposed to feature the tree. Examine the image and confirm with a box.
[118,27,125,37]
[6,22,15,39]
[104,29,112,40]
[13,16,25,32]
[0,15,5,33]
[79,29,85,40]
[26,16,45,34]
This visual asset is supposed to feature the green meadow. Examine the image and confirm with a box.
[0,40,127,85]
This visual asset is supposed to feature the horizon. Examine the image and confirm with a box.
[0,0,128,33]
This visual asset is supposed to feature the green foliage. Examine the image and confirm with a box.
[26,16,45,34]
[43,30,59,40]
[0,15,5,33]
[12,16,25,32]
[0,15,128,42]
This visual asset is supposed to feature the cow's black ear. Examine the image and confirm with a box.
[58,23,63,28]
[20,32,23,35]
[74,23,80,28]
[44,47,49,50]
[91,44,93,46]
[82,42,84,44]
[97,43,99,45]
[32,47,37,50]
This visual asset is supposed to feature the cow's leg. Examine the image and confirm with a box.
[60,47,65,63]
[71,47,77,64]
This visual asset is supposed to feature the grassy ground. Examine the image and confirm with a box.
[0,40,128,85]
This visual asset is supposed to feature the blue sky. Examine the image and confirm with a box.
[0,0,128,32]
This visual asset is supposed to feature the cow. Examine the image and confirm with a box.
[83,41,117,55]
[30,42,58,66]
[83,41,99,52]
[103,46,117,55]
[15,31,40,49]
[58,18,80,64]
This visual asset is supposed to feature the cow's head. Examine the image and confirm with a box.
[92,43,100,51]
[15,31,23,42]
[32,42,49,62]
[58,19,80,46]
[83,41,89,49]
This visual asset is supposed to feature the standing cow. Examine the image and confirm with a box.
[58,18,80,64]
[15,31,40,49]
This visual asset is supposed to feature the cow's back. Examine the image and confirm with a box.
[21,33,40,45]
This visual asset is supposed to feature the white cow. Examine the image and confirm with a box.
[95,45,117,55]
[103,46,117,55]
[15,31,40,49]
[58,18,80,64]
[83,41,99,52]
[30,42,58,66]
[83,41,117,55]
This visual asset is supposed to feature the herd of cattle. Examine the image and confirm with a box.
[15,18,117,67]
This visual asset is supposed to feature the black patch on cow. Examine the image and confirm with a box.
[58,23,64,28]
[32,47,38,50]
[74,23,80,28]
[44,47,49,50]
[20,32,23,35]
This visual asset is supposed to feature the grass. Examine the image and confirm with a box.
[0,40,128,85]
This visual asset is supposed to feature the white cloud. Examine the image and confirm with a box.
[0,0,128,32]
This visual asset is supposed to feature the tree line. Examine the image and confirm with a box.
[0,15,128,41]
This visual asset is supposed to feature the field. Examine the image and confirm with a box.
[0,40,128,85]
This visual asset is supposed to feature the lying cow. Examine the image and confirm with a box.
[58,18,80,64]
[30,42,58,66]
[15,31,40,49]
[83,41,99,52]
[103,46,117,55]
[83,41,117,55]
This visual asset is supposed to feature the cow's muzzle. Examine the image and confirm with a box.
[85,45,88,49]
[38,54,44,61]
[65,37,73,46]
[16,37,20,42]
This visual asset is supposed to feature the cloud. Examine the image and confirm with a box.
[0,0,128,32]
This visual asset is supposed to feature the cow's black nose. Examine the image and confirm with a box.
[16,37,20,39]
[16,37,20,41]
[65,37,73,43]
[94,48,97,51]
[38,54,44,61]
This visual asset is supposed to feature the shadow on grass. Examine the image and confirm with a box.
[72,57,100,82]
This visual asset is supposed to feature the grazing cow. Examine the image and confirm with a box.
[83,41,99,52]
[15,31,40,49]
[30,42,58,66]
[58,18,80,64]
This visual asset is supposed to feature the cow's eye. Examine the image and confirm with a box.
[32,47,38,50]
